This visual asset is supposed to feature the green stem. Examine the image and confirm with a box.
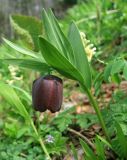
[30,120,51,160]
[85,87,111,142]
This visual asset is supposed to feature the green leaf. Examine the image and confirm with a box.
[12,85,31,102]
[4,58,50,73]
[42,9,91,88]
[104,62,113,82]
[3,38,39,59]
[45,131,67,155]
[95,136,106,160]
[10,14,43,51]
[111,73,121,84]
[80,139,97,160]
[68,22,92,88]
[0,83,30,120]
[96,135,112,149]
[104,90,127,136]
[53,114,74,132]
[70,143,78,160]
[76,114,98,129]
[39,37,85,85]
[93,72,103,96]
[42,9,75,63]
[4,122,18,138]
[111,60,125,75]
[123,62,127,80]
[114,122,127,158]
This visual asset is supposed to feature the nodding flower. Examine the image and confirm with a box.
[32,75,63,113]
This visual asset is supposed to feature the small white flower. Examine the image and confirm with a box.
[45,135,54,143]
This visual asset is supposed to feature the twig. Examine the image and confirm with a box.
[67,127,95,150]
[67,128,116,159]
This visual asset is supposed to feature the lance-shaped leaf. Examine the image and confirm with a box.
[80,139,97,160]
[0,83,30,120]
[3,38,39,59]
[41,9,92,88]
[39,37,85,85]
[4,58,50,73]
[68,22,92,88]
[42,9,75,65]
[12,85,32,102]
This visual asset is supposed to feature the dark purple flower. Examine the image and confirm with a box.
[32,75,63,113]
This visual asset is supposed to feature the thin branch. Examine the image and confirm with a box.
[67,128,115,159]
[67,127,95,150]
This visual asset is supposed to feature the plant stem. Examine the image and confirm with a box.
[85,88,111,142]
[30,120,51,160]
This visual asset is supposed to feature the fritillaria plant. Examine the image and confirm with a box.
[38,9,110,142]
[1,8,111,159]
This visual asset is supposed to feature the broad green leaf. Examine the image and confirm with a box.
[123,62,127,80]
[3,38,38,59]
[111,60,125,75]
[4,58,50,73]
[68,22,92,88]
[42,9,75,63]
[80,139,97,160]
[39,37,85,85]
[42,9,91,88]
[0,83,30,120]
[10,14,42,51]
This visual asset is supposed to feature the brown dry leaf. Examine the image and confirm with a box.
[76,105,82,114]
[70,91,88,104]
[92,124,101,133]
[63,148,84,160]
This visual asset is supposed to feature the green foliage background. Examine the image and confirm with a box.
[1,0,127,159]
